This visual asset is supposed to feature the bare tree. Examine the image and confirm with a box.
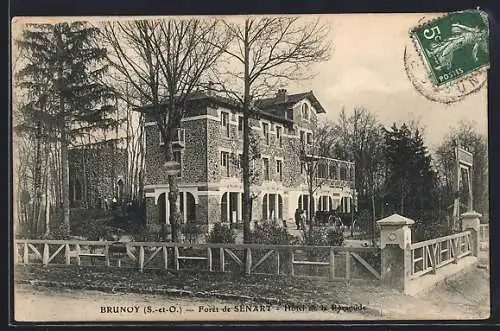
[208,17,331,243]
[101,18,231,242]
[291,123,337,232]
[334,106,385,244]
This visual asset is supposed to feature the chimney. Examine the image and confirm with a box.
[206,81,215,97]
[276,89,288,102]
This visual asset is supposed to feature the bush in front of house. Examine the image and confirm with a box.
[181,222,205,244]
[130,224,163,242]
[206,222,236,244]
[327,227,345,246]
[250,221,297,245]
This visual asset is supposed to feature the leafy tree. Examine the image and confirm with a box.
[383,123,440,240]
[16,22,117,235]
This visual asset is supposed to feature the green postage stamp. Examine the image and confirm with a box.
[410,9,490,86]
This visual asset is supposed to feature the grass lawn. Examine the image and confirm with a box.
[14,264,381,312]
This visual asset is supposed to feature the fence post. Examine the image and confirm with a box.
[377,214,414,294]
[42,243,49,266]
[329,248,335,280]
[245,248,252,275]
[461,211,481,257]
[65,244,71,265]
[219,248,225,272]
[24,242,29,264]
[138,245,145,272]
[207,247,213,272]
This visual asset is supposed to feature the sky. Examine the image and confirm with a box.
[11,13,489,150]
[286,13,488,150]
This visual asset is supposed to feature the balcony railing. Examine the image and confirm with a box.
[302,154,355,184]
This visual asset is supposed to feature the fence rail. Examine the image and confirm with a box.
[409,231,472,279]
[14,239,381,281]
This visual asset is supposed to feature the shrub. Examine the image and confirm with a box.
[250,221,296,245]
[71,217,125,241]
[207,223,236,244]
[130,225,162,242]
[181,222,205,243]
[327,228,345,246]
[45,222,71,240]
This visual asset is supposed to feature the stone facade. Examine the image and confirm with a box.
[139,90,356,229]
[69,139,127,208]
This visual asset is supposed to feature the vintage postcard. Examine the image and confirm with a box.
[11,11,490,322]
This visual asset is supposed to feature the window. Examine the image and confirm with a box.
[263,158,270,180]
[300,131,305,144]
[262,122,270,145]
[317,162,327,178]
[173,150,182,177]
[340,165,347,180]
[237,153,243,169]
[221,112,230,138]
[276,159,283,181]
[159,129,164,145]
[262,194,283,220]
[276,126,282,147]
[306,132,312,145]
[302,103,309,120]
[237,116,243,131]
[329,163,338,179]
[221,151,230,177]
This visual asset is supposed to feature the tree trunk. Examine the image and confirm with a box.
[61,129,71,235]
[371,191,376,246]
[308,185,315,238]
[164,123,182,243]
[242,20,252,244]
[45,169,51,236]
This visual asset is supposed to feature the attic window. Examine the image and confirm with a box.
[302,103,309,120]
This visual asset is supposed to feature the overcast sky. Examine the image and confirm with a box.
[12,13,489,150]
[287,13,488,150]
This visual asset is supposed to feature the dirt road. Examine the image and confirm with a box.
[14,253,490,322]
[14,285,370,322]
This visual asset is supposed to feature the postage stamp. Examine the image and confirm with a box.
[404,10,490,104]
[410,9,490,86]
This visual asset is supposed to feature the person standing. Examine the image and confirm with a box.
[301,209,307,230]
[294,208,302,230]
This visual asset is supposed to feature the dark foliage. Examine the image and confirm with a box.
[207,223,236,244]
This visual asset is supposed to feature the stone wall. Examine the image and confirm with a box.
[69,140,127,208]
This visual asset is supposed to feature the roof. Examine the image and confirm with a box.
[376,214,415,226]
[134,90,320,126]
[255,91,326,114]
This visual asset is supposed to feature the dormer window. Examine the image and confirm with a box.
[301,103,309,120]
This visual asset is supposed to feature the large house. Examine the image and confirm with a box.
[138,89,356,229]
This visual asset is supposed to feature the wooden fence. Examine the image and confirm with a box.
[14,239,381,281]
[409,231,472,279]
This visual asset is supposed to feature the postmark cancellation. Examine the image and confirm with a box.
[405,9,490,103]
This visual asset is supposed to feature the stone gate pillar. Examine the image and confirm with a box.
[461,211,481,257]
[376,214,414,293]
